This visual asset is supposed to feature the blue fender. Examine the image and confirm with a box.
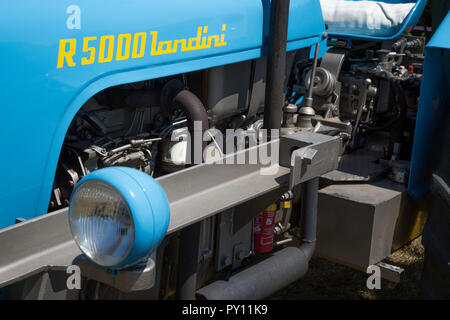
[408,12,450,199]
[0,0,325,229]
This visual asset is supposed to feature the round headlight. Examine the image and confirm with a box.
[68,167,170,269]
[69,179,134,267]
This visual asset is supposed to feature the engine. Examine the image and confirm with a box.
[50,38,424,211]
[50,82,161,210]
[285,36,424,161]
[49,68,270,211]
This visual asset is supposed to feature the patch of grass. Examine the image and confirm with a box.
[270,237,425,300]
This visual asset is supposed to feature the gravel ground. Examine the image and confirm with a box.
[270,237,425,300]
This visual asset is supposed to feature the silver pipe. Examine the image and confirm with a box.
[196,177,319,300]
[196,246,309,300]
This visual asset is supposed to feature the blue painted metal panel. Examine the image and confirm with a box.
[408,12,450,199]
[0,0,325,229]
[323,0,427,41]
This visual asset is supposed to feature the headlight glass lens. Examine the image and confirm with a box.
[69,180,134,267]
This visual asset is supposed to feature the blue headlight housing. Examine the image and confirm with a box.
[68,167,170,269]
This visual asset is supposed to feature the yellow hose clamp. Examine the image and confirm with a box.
[280,201,291,209]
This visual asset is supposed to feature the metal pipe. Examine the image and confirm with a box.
[304,41,321,108]
[296,40,323,129]
[263,0,290,132]
[299,177,319,260]
[196,177,319,299]
[196,246,308,300]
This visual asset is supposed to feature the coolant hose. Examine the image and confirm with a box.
[161,79,209,133]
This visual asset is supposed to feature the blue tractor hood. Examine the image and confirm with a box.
[0,0,326,229]
[320,0,427,41]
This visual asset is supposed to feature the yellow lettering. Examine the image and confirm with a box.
[132,32,146,58]
[159,41,177,54]
[57,39,76,68]
[151,25,227,56]
[150,31,159,56]
[57,24,227,68]
[98,35,114,63]
[116,34,131,61]
[200,26,209,49]
[215,24,227,47]
[187,27,202,51]
[217,33,227,47]
[173,39,187,52]
[208,35,220,47]
[81,37,96,65]
[150,32,175,55]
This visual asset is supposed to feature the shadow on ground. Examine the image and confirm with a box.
[270,237,425,300]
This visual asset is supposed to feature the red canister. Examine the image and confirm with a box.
[253,204,277,253]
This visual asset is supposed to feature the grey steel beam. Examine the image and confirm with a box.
[162,164,290,234]
[0,209,80,288]
[0,141,288,288]
[0,132,339,288]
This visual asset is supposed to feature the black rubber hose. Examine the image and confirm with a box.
[162,80,209,133]
[360,116,400,132]
[172,89,209,140]
[161,79,210,164]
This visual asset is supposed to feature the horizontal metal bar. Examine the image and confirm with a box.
[162,168,290,234]
[0,140,288,287]
[161,139,290,233]
[0,133,339,287]
[0,209,80,287]
[162,139,291,233]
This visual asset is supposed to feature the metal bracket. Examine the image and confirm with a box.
[231,243,246,271]
[376,262,404,283]
[290,148,318,190]
[279,131,340,190]
[73,252,157,293]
